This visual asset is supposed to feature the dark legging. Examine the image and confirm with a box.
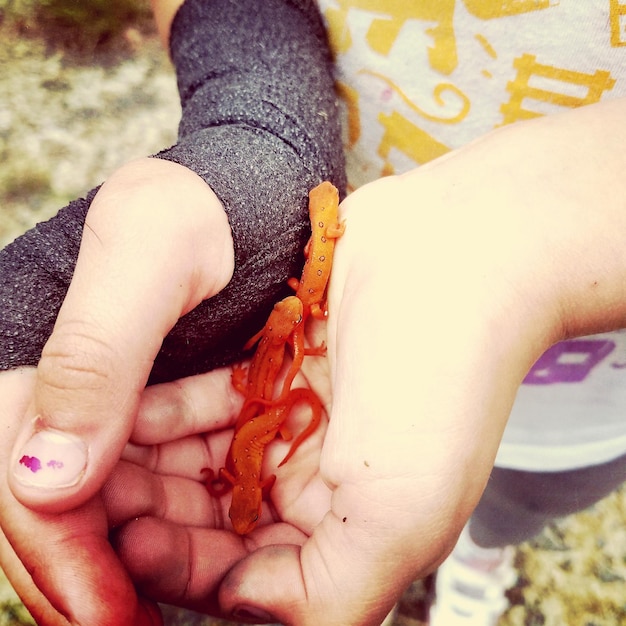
[470,453,626,548]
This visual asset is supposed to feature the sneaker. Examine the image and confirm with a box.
[429,526,517,626]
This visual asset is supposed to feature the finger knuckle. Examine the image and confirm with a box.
[38,321,118,393]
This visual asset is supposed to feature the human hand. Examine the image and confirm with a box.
[107,172,551,625]
[107,178,533,625]
[5,100,625,626]
[110,102,626,625]
[103,357,330,617]
[0,156,235,625]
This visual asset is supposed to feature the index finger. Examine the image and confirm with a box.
[131,367,243,445]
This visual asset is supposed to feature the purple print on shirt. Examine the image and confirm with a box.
[523,339,615,385]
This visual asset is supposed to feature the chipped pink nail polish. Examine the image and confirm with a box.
[13,429,87,489]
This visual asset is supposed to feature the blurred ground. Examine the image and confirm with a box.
[0,4,625,625]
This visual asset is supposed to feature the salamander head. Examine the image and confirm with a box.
[229,485,263,535]
[268,295,303,342]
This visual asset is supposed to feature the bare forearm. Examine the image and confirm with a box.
[396,97,626,352]
[150,0,184,49]
[511,98,626,340]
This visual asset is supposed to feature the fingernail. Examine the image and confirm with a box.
[13,428,87,489]
[232,605,275,623]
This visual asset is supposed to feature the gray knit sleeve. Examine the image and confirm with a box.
[0,0,345,384]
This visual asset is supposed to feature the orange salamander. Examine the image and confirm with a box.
[281,181,345,392]
[205,181,343,535]
[212,387,323,535]
[232,295,303,429]
[288,181,345,320]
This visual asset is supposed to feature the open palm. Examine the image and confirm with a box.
[107,319,333,616]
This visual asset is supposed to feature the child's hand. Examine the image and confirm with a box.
[1,156,234,624]
[100,361,330,612]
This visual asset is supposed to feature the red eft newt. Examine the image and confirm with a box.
[235,181,344,411]
[205,181,342,535]
[232,295,303,430]
[281,181,345,393]
[211,387,323,535]
[288,181,345,320]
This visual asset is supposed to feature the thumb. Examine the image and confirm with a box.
[9,158,234,512]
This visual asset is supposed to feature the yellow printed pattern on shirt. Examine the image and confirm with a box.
[318,0,626,188]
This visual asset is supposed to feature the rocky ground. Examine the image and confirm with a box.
[1,7,625,626]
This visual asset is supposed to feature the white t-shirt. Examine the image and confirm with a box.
[317,0,626,470]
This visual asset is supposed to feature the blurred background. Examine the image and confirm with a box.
[0,1,625,624]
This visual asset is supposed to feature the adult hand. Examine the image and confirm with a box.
[111,101,626,625]
[0,156,234,625]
